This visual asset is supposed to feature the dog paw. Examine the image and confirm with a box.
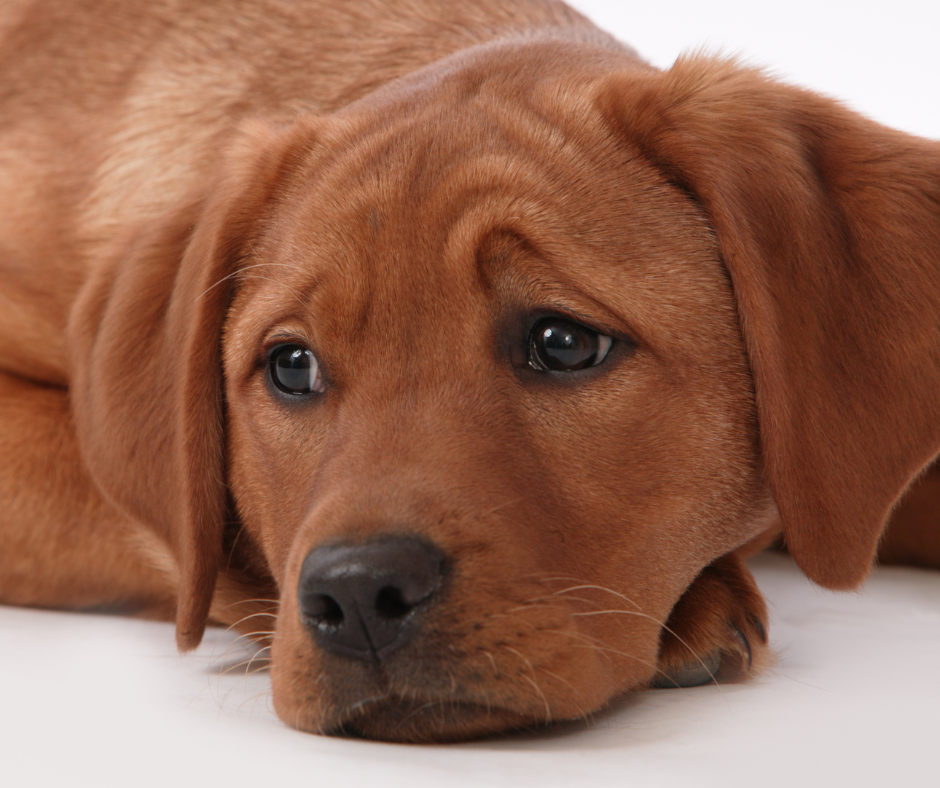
[651,552,769,688]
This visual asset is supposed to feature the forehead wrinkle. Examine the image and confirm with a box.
[297,58,612,235]
[242,197,373,357]
[435,148,633,304]
[317,81,579,201]
[256,69,636,354]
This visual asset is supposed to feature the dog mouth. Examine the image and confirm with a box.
[325,694,539,742]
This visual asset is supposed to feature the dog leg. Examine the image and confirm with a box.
[652,552,770,688]
[0,371,177,618]
[879,462,940,569]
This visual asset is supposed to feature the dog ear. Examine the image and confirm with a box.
[69,117,318,649]
[598,58,940,589]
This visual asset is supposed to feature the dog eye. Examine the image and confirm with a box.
[528,317,613,372]
[269,344,325,395]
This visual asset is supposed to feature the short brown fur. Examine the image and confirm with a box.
[0,0,937,742]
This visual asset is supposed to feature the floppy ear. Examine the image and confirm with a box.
[598,58,940,589]
[69,118,317,648]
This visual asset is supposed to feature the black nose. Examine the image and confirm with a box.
[298,537,445,661]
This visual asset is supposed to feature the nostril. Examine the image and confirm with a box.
[298,536,446,660]
[374,585,412,620]
[305,593,344,627]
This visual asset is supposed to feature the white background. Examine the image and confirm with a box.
[573,0,939,139]
[2,2,938,786]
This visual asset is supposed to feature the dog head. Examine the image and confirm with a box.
[69,37,940,740]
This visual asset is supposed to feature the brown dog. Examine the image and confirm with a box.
[1,0,938,742]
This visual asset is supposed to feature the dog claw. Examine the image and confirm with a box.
[651,649,721,688]
[749,615,767,644]
[731,626,752,670]
[652,626,754,688]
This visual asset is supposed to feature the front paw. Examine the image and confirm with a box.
[652,552,769,688]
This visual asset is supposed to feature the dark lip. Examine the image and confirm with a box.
[325,694,535,742]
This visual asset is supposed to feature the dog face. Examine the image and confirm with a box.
[218,43,771,739]
[68,38,940,742]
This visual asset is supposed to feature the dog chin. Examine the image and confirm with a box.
[321,696,540,743]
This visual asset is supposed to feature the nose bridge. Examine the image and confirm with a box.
[294,364,542,561]
[341,366,517,492]
[325,237,511,503]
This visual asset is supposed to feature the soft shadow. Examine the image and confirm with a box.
[455,691,660,752]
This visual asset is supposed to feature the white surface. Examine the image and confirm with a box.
[2,553,938,787]
[3,2,939,786]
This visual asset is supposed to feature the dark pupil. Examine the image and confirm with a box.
[272,346,315,393]
[534,320,599,370]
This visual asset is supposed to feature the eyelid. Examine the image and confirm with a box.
[258,333,312,368]
[264,331,310,348]
[528,310,618,342]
